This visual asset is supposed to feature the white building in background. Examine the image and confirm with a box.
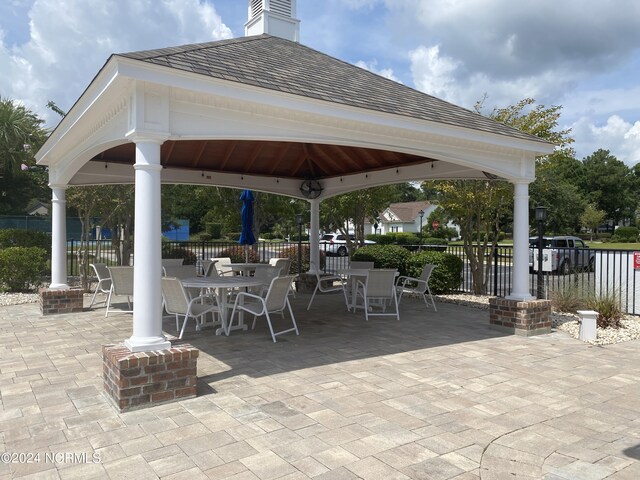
[365,201,436,235]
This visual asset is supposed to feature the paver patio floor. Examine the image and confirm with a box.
[1,292,639,479]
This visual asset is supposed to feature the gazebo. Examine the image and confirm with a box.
[36,0,554,409]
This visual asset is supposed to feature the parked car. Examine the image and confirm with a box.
[529,236,595,274]
[320,233,375,256]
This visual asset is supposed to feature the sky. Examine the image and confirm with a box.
[1,0,640,165]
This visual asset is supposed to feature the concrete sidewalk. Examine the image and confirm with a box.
[0,292,639,479]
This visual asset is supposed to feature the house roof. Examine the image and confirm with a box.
[381,201,432,223]
[118,35,545,145]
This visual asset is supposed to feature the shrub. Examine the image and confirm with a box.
[551,284,587,313]
[407,250,463,294]
[373,234,395,245]
[161,244,197,265]
[219,245,260,263]
[226,232,241,241]
[611,226,638,243]
[189,232,212,242]
[0,247,47,292]
[205,222,222,239]
[393,232,419,245]
[0,228,51,254]
[277,245,326,274]
[587,290,623,328]
[351,245,412,276]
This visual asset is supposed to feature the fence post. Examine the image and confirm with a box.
[493,247,499,296]
[70,240,75,276]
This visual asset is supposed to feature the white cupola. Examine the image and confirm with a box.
[245,0,300,42]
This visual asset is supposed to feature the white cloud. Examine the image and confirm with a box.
[571,115,640,165]
[355,59,400,82]
[0,0,232,127]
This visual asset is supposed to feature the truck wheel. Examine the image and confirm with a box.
[588,257,595,272]
[337,246,347,257]
[560,261,571,275]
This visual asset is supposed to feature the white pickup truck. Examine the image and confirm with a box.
[529,236,595,274]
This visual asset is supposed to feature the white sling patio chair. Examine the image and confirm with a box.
[396,264,437,311]
[354,269,399,321]
[307,261,348,310]
[228,275,299,342]
[89,263,112,308]
[161,258,184,267]
[211,257,233,276]
[249,265,282,296]
[105,266,134,317]
[162,265,197,279]
[161,277,220,339]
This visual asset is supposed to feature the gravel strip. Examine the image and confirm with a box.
[3,291,639,345]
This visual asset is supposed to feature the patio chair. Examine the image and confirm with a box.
[307,261,348,311]
[162,258,184,269]
[396,264,437,311]
[211,257,233,276]
[271,258,295,296]
[105,266,134,317]
[228,275,299,342]
[354,269,399,321]
[162,265,197,279]
[161,277,220,339]
[203,260,220,277]
[250,265,282,296]
[89,263,112,308]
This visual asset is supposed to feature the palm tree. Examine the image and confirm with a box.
[0,96,48,178]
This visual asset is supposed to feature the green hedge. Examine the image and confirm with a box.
[218,245,260,263]
[352,245,461,294]
[0,246,47,292]
[407,251,463,294]
[0,228,51,254]
[611,226,639,243]
[280,245,326,274]
[161,244,197,265]
[351,245,412,277]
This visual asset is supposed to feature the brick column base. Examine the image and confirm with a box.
[489,298,552,336]
[103,343,199,412]
[39,288,84,315]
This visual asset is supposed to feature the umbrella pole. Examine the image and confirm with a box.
[245,244,249,263]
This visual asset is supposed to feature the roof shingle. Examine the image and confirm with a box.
[119,35,547,145]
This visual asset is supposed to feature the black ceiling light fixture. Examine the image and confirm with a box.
[299,179,323,199]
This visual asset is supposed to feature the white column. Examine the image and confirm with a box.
[49,185,69,290]
[507,181,535,301]
[309,199,320,273]
[125,137,171,352]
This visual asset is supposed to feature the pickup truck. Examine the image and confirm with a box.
[529,236,595,274]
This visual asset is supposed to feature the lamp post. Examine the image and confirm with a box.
[296,213,304,275]
[535,206,547,299]
[418,210,424,248]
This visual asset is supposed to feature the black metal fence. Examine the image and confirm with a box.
[67,240,640,314]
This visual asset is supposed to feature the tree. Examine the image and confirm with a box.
[0,96,48,178]
[321,186,396,255]
[0,97,49,213]
[425,179,512,294]
[426,98,575,294]
[580,203,606,241]
[578,149,635,225]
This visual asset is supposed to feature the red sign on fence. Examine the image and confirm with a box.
[634,252,640,270]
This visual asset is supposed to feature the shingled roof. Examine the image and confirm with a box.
[118,34,545,145]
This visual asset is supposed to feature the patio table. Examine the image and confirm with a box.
[227,263,266,276]
[182,276,263,335]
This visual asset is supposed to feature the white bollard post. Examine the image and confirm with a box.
[577,310,598,341]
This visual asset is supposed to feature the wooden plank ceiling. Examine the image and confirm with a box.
[90,140,435,180]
